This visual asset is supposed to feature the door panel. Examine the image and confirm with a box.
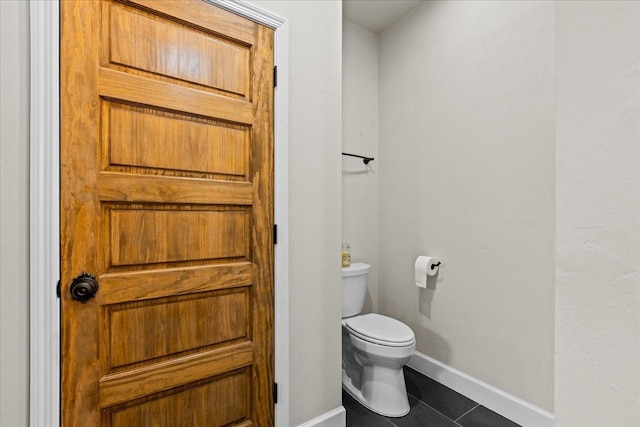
[109,369,251,426]
[60,1,274,425]
[107,288,249,368]
[106,207,250,266]
[108,2,251,97]
[106,103,250,178]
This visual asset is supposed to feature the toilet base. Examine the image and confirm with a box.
[342,366,410,417]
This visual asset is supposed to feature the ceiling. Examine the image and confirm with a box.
[343,0,424,34]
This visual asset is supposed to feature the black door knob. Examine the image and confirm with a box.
[69,272,99,303]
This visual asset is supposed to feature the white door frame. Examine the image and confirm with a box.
[29,1,290,425]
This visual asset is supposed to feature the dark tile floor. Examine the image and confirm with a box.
[343,367,522,427]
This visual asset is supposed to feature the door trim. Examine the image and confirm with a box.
[29,2,60,426]
[29,1,290,425]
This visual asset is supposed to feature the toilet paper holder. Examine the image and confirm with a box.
[430,261,441,270]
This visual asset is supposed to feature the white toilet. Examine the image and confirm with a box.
[342,262,416,417]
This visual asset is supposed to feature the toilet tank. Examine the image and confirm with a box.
[342,262,371,318]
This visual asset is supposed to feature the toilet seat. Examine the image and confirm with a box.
[343,313,415,347]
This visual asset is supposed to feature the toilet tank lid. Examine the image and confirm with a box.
[342,262,371,277]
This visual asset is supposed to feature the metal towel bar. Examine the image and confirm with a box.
[342,152,374,165]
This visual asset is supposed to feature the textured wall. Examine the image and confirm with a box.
[555,1,640,425]
[342,19,379,313]
[378,0,555,411]
[0,1,30,426]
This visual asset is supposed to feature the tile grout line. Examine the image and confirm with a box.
[406,392,471,426]
[405,368,482,425]
[454,403,481,422]
[384,412,399,427]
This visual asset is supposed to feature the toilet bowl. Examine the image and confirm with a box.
[341,263,416,417]
[342,313,416,416]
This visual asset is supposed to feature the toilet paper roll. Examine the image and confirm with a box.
[415,256,439,288]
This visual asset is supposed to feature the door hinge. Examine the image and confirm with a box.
[273,66,277,88]
[273,224,278,245]
[56,280,61,298]
[273,382,278,405]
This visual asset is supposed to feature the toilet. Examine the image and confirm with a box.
[341,262,416,417]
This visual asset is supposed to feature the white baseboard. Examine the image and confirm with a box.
[296,406,346,427]
[407,351,554,427]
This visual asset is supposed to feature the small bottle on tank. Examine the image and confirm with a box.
[342,243,351,268]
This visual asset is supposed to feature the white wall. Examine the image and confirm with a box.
[555,1,640,425]
[0,1,30,426]
[253,2,343,425]
[378,0,555,411]
[342,19,379,313]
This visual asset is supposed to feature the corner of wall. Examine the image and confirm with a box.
[0,1,31,426]
[555,1,640,424]
[342,19,380,313]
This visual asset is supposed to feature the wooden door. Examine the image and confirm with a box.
[60,1,274,425]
